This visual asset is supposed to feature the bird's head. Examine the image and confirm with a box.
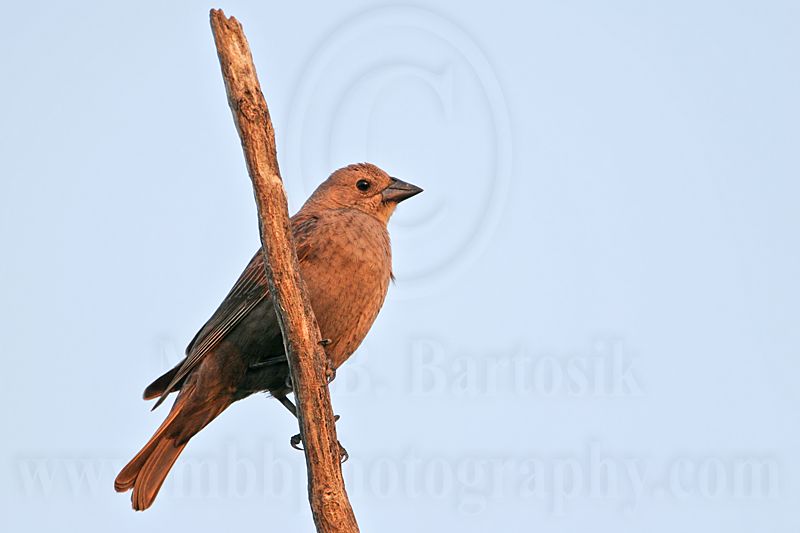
[303,163,423,224]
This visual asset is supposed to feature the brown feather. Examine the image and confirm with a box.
[117,163,420,510]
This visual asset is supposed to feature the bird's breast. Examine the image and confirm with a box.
[296,211,392,368]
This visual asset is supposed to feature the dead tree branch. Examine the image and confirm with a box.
[209,9,359,533]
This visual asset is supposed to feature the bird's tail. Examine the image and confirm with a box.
[114,404,188,511]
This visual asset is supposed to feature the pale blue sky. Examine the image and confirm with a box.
[2,1,799,531]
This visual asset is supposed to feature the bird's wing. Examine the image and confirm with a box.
[151,215,320,409]
[184,251,268,358]
[151,250,268,409]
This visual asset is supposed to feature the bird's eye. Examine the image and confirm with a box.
[356,179,371,191]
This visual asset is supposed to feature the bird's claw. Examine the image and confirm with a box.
[332,415,347,462]
[318,338,336,383]
[290,432,303,451]
[338,442,349,463]
[289,415,348,462]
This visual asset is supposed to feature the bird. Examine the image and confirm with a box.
[114,163,422,510]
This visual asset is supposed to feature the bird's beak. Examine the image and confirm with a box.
[382,177,423,203]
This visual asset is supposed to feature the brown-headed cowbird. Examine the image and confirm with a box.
[114,163,422,510]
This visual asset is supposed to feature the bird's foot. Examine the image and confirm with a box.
[290,432,303,450]
[319,338,336,383]
[338,441,349,463]
[289,415,348,462]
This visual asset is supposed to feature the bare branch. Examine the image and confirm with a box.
[209,9,359,533]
